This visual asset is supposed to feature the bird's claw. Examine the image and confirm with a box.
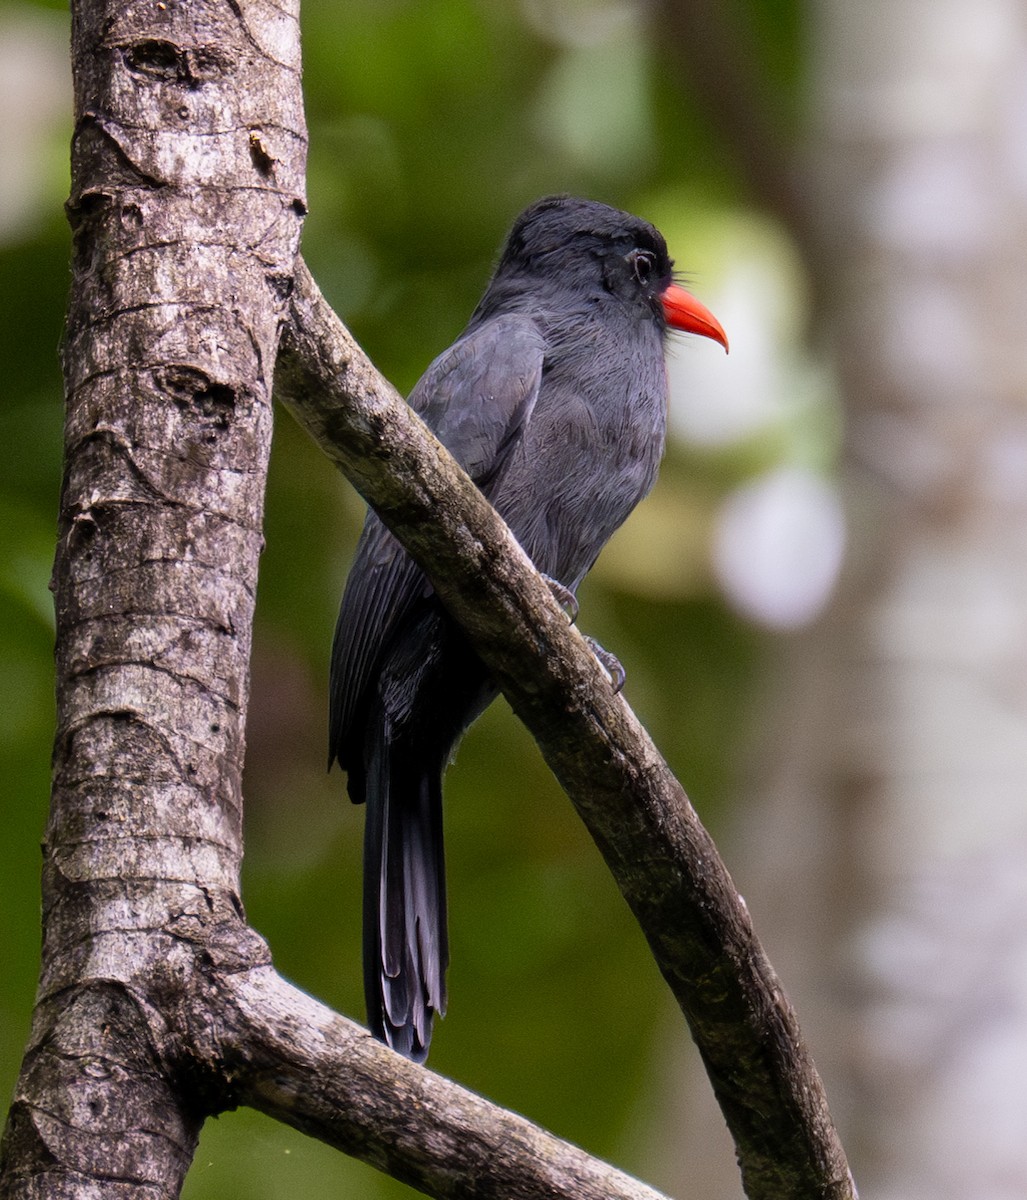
[584,636,626,693]
[542,574,579,623]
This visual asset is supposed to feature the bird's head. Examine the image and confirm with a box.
[494,195,728,351]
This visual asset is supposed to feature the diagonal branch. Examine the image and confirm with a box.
[275,260,856,1200]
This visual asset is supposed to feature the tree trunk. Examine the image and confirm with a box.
[0,0,306,1192]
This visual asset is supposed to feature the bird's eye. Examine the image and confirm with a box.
[630,249,656,286]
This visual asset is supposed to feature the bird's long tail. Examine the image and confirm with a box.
[363,724,448,1062]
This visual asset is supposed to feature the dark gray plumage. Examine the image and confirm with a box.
[329,195,726,1061]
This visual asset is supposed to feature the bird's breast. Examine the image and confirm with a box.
[491,333,668,586]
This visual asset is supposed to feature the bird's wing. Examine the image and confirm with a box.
[329,314,546,773]
[409,312,546,488]
[329,512,423,772]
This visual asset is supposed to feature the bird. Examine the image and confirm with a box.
[329,195,728,1061]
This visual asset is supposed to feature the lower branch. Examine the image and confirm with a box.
[222,967,668,1200]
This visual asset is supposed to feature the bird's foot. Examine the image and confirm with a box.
[541,574,579,623]
[584,636,626,693]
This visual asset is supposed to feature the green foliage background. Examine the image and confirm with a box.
[0,1,805,1194]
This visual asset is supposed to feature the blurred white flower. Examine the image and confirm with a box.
[713,467,846,629]
[663,207,811,448]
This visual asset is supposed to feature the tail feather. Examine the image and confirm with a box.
[364,727,448,1062]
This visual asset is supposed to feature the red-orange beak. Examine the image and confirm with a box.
[661,282,729,352]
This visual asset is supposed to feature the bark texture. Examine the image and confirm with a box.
[1,0,306,1194]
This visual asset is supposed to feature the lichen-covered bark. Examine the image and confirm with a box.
[0,0,306,1194]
